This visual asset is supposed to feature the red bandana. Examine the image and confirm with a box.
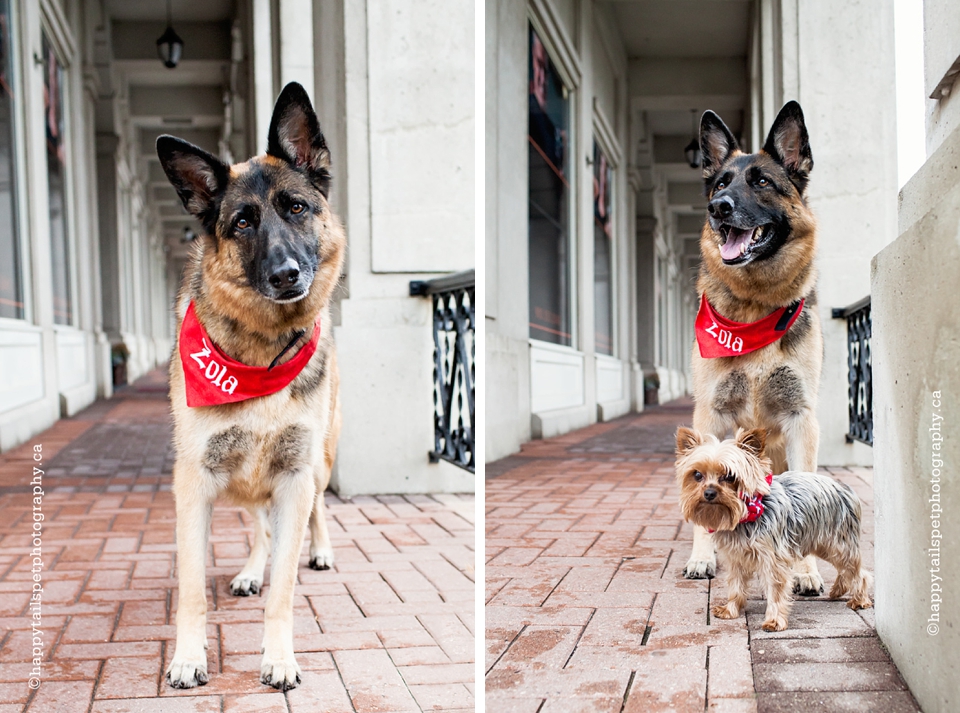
[178,301,321,408]
[695,295,804,358]
[708,473,774,532]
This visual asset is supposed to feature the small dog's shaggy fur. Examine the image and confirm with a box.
[675,426,872,631]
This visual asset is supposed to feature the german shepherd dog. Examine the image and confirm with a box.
[157,83,345,690]
[683,101,827,597]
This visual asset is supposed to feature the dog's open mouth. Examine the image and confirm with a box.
[718,224,772,264]
[272,289,308,304]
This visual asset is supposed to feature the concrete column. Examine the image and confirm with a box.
[485,0,531,461]
[786,0,898,466]
[873,120,960,713]
[251,0,277,149]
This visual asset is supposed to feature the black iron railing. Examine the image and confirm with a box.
[832,296,872,445]
[410,270,475,472]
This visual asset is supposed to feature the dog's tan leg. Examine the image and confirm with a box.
[683,408,729,580]
[230,506,271,596]
[760,558,794,632]
[260,471,315,690]
[712,555,753,619]
[783,410,825,596]
[307,488,334,570]
[830,551,874,610]
[167,468,214,688]
[684,525,717,579]
[783,408,819,473]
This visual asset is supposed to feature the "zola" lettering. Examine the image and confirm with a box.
[190,339,239,394]
[705,320,744,353]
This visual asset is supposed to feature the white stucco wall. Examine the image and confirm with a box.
[873,118,960,713]
[329,0,476,495]
[790,0,899,466]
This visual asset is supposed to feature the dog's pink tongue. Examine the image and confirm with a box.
[720,227,755,261]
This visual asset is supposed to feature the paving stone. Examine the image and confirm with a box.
[754,661,907,693]
[0,368,474,711]
[486,399,920,712]
[751,637,891,664]
[756,691,921,712]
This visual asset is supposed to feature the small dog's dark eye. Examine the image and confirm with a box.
[723,473,736,483]
[290,203,305,214]
[758,177,768,186]
[693,471,703,482]
[236,218,250,230]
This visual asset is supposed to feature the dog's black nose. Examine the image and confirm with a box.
[703,488,718,502]
[708,195,734,219]
[269,259,300,288]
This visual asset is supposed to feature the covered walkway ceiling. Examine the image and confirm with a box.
[602,0,751,256]
[102,0,242,262]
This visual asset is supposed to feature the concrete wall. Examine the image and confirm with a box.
[324,0,475,496]
[873,120,960,713]
[873,2,960,708]
[776,0,899,466]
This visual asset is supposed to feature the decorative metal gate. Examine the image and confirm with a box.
[410,270,475,472]
[832,296,872,445]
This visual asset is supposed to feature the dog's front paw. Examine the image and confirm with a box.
[761,618,788,632]
[230,573,262,596]
[683,556,716,579]
[848,597,873,611]
[261,657,302,691]
[308,546,334,571]
[711,603,739,620]
[166,657,209,689]
[792,572,825,597]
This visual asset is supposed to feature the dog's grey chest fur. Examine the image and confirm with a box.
[713,364,808,419]
[203,423,312,479]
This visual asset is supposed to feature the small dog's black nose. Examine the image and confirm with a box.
[269,258,300,288]
[708,195,734,219]
[703,488,718,502]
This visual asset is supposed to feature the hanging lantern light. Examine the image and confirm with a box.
[157,0,184,69]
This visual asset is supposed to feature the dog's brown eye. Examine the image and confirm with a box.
[236,218,250,230]
[290,203,305,214]
[693,471,703,482]
[758,177,768,186]
[716,181,726,190]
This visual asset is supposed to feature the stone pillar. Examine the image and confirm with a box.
[872,3,960,708]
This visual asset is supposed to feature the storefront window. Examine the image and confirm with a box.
[593,141,613,356]
[0,0,22,320]
[528,26,571,347]
[43,31,71,325]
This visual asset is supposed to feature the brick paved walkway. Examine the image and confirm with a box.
[0,369,475,713]
[485,400,920,713]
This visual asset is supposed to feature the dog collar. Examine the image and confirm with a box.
[695,295,804,358]
[707,473,773,533]
[739,473,774,524]
[178,301,321,407]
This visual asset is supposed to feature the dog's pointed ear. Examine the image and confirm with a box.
[157,136,229,227]
[267,82,332,196]
[676,427,703,456]
[763,101,813,191]
[736,428,767,458]
[700,111,739,183]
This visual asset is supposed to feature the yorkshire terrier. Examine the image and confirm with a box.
[674,426,872,631]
